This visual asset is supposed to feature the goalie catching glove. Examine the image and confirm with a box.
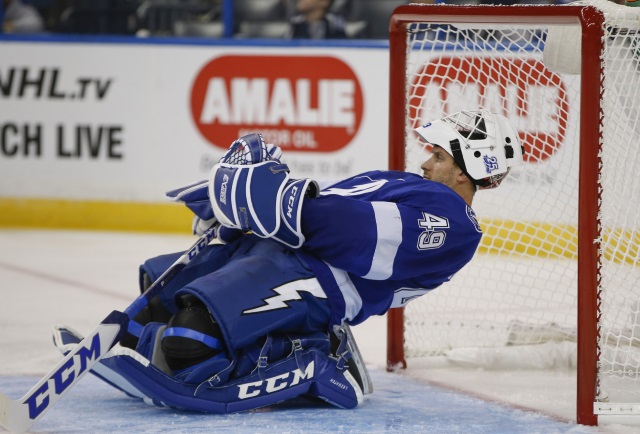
[209,160,319,249]
[166,180,243,244]
[219,132,282,165]
[165,133,284,242]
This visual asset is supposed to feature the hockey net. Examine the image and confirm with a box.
[387,0,640,426]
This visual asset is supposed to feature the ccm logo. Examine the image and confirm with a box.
[190,55,363,153]
[286,185,299,219]
[25,333,101,420]
[219,174,229,205]
[237,361,314,399]
[188,229,217,259]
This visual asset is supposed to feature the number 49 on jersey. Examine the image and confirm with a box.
[417,212,449,250]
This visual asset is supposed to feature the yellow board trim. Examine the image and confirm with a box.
[0,197,193,233]
[478,220,578,259]
[1,198,638,264]
[478,219,640,264]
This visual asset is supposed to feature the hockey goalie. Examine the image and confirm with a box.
[55,110,524,415]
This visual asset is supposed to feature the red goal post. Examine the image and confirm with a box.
[386,1,640,426]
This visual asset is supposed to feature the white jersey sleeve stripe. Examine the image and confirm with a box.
[326,262,363,323]
[363,201,402,280]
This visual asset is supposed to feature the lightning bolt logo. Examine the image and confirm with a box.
[242,278,327,314]
[319,178,388,197]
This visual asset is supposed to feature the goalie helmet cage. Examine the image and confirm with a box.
[386,0,640,427]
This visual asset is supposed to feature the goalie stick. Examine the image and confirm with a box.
[0,227,218,433]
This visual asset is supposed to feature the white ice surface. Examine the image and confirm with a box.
[0,230,635,433]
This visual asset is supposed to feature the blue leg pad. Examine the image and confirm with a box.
[55,327,362,414]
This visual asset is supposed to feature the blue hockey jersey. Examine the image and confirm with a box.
[297,170,483,327]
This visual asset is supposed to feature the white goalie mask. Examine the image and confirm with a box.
[414,110,524,189]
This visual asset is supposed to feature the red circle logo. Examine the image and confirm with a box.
[190,55,364,153]
[409,56,569,163]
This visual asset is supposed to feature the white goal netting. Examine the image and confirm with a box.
[393,0,640,411]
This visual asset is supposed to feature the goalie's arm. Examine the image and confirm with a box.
[300,195,396,278]
[300,194,479,280]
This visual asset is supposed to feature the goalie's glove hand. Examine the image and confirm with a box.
[167,181,245,243]
[192,215,244,244]
[219,133,282,165]
[192,215,217,236]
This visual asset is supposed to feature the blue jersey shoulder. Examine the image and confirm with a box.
[323,170,480,233]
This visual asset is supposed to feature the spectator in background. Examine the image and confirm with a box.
[287,0,347,39]
[2,0,44,33]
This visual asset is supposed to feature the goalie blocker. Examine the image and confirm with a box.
[209,160,319,249]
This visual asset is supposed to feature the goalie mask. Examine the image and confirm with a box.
[414,110,524,189]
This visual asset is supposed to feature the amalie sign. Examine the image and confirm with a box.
[408,56,568,163]
[190,55,364,153]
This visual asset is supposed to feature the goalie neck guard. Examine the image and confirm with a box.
[414,110,524,189]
